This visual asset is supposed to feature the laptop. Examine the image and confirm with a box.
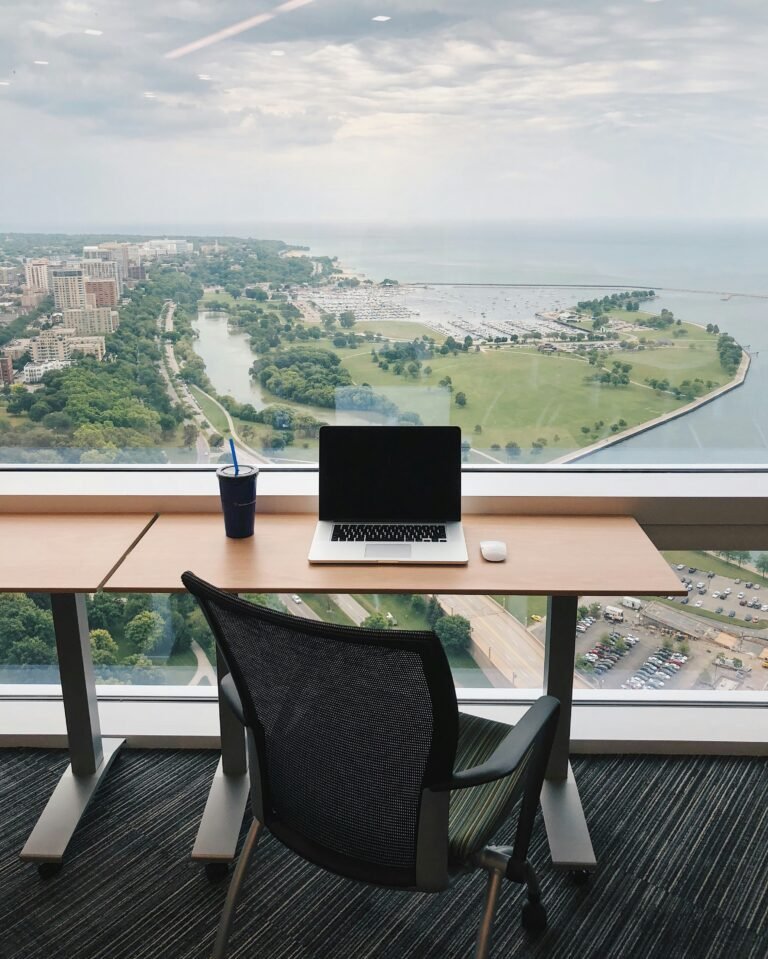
[308,425,468,564]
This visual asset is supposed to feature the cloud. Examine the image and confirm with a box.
[1,0,767,223]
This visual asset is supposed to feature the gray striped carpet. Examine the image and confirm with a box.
[1,750,766,959]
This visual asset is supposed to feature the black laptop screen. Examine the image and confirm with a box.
[319,426,462,522]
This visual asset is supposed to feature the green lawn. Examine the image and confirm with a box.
[353,594,431,630]
[300,594,355,626]
[654,596,766,630]
[188,384,254,439]
[200,290,237,308]
[491,595,548,623]
[332,339,711,453]
[356,320,443,341]
[662,550,768,586]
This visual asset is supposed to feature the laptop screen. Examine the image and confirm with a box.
[319,426,462,522]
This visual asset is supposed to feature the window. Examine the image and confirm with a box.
[0,3,765,707]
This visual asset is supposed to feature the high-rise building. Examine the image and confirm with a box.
[51,269,86,311]
[0,355,13,385]
[64,307,120,335]
[80,259,121,294]
[24,259,52,292]
[84,278,119,308]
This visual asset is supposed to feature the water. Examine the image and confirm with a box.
[192,220,768,464]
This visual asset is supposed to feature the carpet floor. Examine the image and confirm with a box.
[1,749,766,959]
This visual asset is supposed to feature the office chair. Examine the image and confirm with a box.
[182,572,560,959]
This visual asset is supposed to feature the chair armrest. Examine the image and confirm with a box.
[436,696,560,790]
[220,673,246,726]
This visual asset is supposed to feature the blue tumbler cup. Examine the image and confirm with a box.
[217,464,258,538]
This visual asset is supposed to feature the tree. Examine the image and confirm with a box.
[339,310,356,329]
[86,593,125,641]
[90,628,119,666]
[433,614,472,652]
[361,612,389,629]
[182,423,198,447]
[124,610,164,654]
[755,553,768,577]
[410,594,427,614]
[505,441,521,460]
[578,605,590,619]
[426,595,444,627]
[455,391,467,407]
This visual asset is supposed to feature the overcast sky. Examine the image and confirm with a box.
[1,0,766,231]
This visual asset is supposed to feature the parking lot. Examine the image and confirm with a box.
[666,562,768,627]
[573,611,705,690]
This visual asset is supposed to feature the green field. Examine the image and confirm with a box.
[491,595,548,623]
[356,320,442,341]
[331,337,719,453]
[300,594,355,626]
[200,289,237,308]
[662,550,768,586]
[353,594,431,630]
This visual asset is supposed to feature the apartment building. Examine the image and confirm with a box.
[21,358,70,383]
[84,278,119,308]
[63,306,120,335]
[51,269,86,311]
[81,259,122,294]
[31,328,106,363]
[24,258,53,293]
[0,354,13,385]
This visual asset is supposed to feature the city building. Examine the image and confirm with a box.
[51,269,86,311]
[0,266,20,287]
[2,339,33,360]
[64,306,119,335]
[141,238,194,257]
[84,278,119,308]
[30,327,106,363]
[24,258,53,292]
[0,354,13,385]
[21,291,47,310]
[81,259,122,294]
[22,358,70,383]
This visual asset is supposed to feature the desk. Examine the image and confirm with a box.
[106,512,684,873]
[0,513,156,869]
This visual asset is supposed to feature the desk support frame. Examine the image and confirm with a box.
[20,593,125,865]
[540,595,596,872]
[191,645,250,865]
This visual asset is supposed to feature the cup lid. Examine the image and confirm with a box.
[217,464,258,477]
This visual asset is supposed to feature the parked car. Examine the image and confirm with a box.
[715,606,724,614]
[728,610,736,618]
[695,600,703,607]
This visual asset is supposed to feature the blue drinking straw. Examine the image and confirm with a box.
[229,438,239,475]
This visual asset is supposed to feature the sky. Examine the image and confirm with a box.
[1,0,767,231]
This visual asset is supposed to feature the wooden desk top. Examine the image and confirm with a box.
[105,513,685,596]
[0,514,156,593]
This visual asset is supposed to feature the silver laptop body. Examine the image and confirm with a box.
[308,426,468,565]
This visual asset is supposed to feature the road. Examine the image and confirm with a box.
[278,594,321,621]
[191,384,272,465]
[439,594,548,688]
[329,593,370,625]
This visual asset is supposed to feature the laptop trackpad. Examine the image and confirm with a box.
[364,544,412,560]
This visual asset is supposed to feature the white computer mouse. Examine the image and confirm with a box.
[480,540,507,562]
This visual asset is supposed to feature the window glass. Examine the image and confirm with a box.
[0,2,765,465]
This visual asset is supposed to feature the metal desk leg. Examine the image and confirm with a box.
[192,647,250,866]
[21,593,124,866]
[539,595,596,872]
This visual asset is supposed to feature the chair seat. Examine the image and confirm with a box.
[448,713,531,866]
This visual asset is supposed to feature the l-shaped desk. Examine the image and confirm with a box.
[2,511,685,874]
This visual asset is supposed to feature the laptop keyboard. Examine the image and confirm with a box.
[331,524,447,543]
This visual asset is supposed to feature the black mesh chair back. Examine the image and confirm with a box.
[182,572,459,889]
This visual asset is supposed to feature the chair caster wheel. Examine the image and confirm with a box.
[37,862,62,880]
[205,862,229,882]
[569,869,591,886]
[521,900,547,933]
